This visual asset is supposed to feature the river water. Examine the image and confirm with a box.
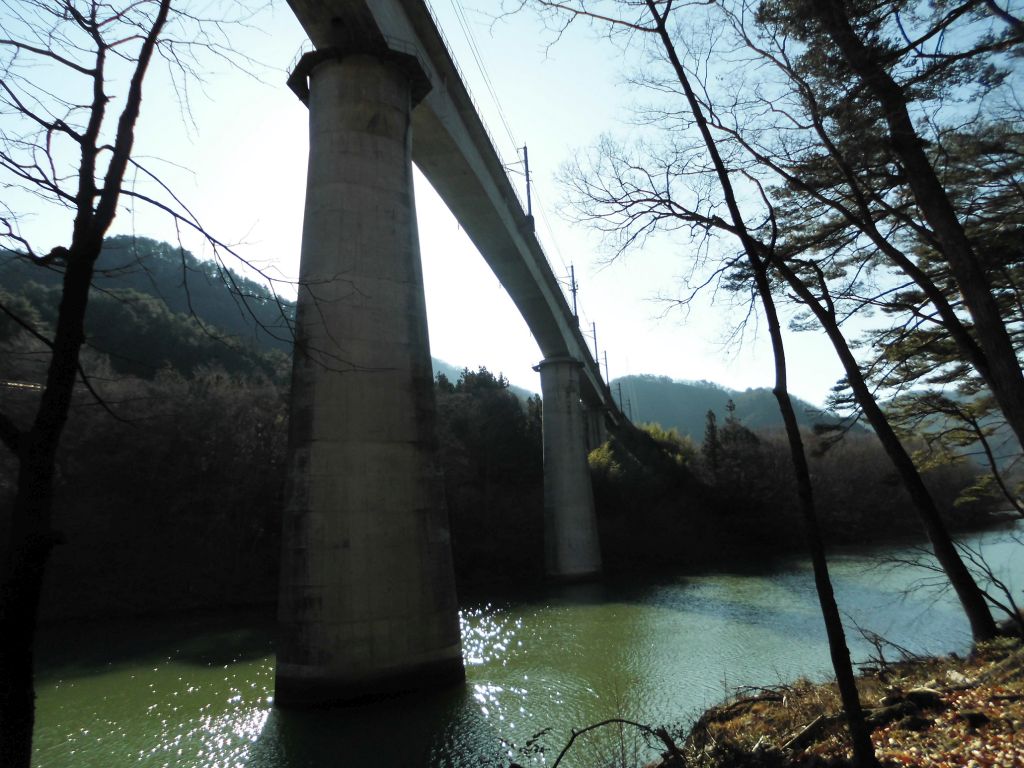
[32,522,1022,767]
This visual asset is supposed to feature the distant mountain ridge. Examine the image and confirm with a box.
[1,236,534,394]
[612,374,842,441]
[4,239,832,423]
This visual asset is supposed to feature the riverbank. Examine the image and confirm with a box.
[30,525,1023,768]
[660,636,1023,768]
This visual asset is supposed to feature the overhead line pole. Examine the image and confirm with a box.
[569,264,578,319]
[522,144,532,218]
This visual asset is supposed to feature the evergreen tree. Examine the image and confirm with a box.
[702,409,720,477]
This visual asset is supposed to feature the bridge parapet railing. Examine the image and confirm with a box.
[289,6,602,386]
[288,14,528,221]
[420,1,595,351]
[420,1,531,220]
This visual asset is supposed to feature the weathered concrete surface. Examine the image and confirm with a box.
[286,0,622,418]
[284,0,618,593]
[276,52,463,707]
[536,357,602,579]
[277,4,620,700]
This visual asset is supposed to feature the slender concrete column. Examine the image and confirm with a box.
[277,51,464,707]
[535,357,602,579]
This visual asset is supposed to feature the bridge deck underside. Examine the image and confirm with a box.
[286,0,619,416]
[411,107,564,358]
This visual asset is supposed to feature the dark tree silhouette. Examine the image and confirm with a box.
[514,0,1003,640]
[509,1,880,762]
[805,0,1024,449]
[0,3,281,764]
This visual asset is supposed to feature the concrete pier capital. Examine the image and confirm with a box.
[287,44,431,107]
[533,355,584,373]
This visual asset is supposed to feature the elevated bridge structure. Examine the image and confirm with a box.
[278,0,625,707]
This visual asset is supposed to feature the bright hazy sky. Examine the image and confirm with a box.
[20,0,848,406]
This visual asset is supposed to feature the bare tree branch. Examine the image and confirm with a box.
[0,37,96,75]
[550,718,683,768]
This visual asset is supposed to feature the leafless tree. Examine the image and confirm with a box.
[520,0,1005,640]
[0,2,283,764]
[505,1,882,764]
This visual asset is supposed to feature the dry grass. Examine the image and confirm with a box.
[679,637,1024,768]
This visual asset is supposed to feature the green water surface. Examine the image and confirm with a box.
[32,524,1023,767]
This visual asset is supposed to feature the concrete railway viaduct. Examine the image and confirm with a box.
[276,0,626,707]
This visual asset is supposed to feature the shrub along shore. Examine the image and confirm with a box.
[630,636,1023,768]
[0,362,1008,622]
[3,363,1020,768]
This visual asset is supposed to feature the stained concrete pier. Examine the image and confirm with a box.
[276,0,625,704]
[535,357,602,579]
[276,50,464,707]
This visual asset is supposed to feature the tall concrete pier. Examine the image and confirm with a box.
[535,357,602,579]
[276,49,464,707]
[276,0,625,703]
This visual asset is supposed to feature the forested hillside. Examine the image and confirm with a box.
[0,236,1004,621]
[1,237,292,381]
[1,237,523,393]
[0,237,549,618]
[2,236,294,350]
[612,374,842,440]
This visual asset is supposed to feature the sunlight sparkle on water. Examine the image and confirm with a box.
[459,604,523,666]
[33,525,1022,768]
[138,669,272,768]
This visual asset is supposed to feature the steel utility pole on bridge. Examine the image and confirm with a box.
[278,0,626,706]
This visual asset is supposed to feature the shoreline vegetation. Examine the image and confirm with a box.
[3,363,1007,624]
[3,237,1014,620]
[621,636,1024,768]
[5,238,1022,766]
[0,356,1006,623]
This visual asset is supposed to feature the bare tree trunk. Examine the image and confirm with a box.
[0,3,171,761]
[813,0,1024,453]
[641,3,877,762]
[1,459,57,768]
[774,259,998,641]
[0,249,98,767]
[752,262,879,766]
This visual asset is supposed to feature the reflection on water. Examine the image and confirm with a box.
[33,523,1023,768]
[246,687,501,768]
[461,606,524,667]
